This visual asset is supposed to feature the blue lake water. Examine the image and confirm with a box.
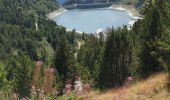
[53,8,134,33]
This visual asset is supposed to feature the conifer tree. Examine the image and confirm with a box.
[140,0,170,77]
[14,55,33,98]
[98,26,136,89]
[54,36,77,92]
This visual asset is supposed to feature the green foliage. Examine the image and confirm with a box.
[54,36,76,91]
[0,0,74,98]
[0,0,170,98]
[138,0,170,77]
[0,63,7,90]
[98,26,138,89]
[13,55,33,98]
[77,33,104,85]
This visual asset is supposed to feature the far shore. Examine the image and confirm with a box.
[46,4,142,33]
[110,4,142,27]
[110,4,142,19]
[46,7,67,20]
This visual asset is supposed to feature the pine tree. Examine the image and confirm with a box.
[98,26,136,89]
[77,34,104,84]
[14,55,33,98]
[140,0,170,77]
[54,36,77,92]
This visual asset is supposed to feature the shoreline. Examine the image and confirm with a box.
[46,4,142,33]
[111,4,141,18]
[46,7,67,20]
[110,4,142,26]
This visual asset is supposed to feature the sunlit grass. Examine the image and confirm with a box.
[89,73,170,100]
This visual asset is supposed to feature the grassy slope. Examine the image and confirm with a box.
[89,73,170,100]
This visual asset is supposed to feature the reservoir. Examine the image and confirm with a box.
[53,8,137,33]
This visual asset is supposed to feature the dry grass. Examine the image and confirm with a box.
[89,73,170,100]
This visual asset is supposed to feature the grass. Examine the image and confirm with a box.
[88,73,170,100]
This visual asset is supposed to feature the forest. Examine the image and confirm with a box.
[0,0,170,99]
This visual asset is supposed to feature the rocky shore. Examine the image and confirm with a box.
[46,7,67,20]
[111,4,141,19]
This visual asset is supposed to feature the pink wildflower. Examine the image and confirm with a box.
[21,97,27,100]
[127,76,133,81]
[36,61,43,67]
[49,68,55,73]
[65,80,72,95]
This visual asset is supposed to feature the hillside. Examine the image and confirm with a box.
[0,0,170,99]
[90,73,170,100]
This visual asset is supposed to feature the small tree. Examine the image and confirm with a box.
[14,55,33,98]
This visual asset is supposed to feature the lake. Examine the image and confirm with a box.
[53,8,136,33]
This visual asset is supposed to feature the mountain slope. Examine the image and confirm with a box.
[90,73,169,100]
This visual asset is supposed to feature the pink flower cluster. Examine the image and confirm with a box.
[65,81,72,95]
[49,68,55,73]
[21,97,27,100]
[127,76,133,81]
[36,60,43,67]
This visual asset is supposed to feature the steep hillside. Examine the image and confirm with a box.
[90,73,170,100]
[0,0,170,99]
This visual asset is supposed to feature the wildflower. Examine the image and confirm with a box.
[38,90,44,100]
[65,80,72,96]
[21,97,27,100]
[37,89,41,92]
[49,68,55,73]
[83,83,91,97]
[31,85,36,93]
[42,68,55,93]
[31,85,37,99]
[127,76,133,81]
[32,61,43,86]
[36,61,43,67]
[74,77,83,96]
[125,76,133,87]
[12,93,18,100]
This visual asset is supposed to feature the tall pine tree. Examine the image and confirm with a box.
[98,26,137,89]
[140,0,170,77]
